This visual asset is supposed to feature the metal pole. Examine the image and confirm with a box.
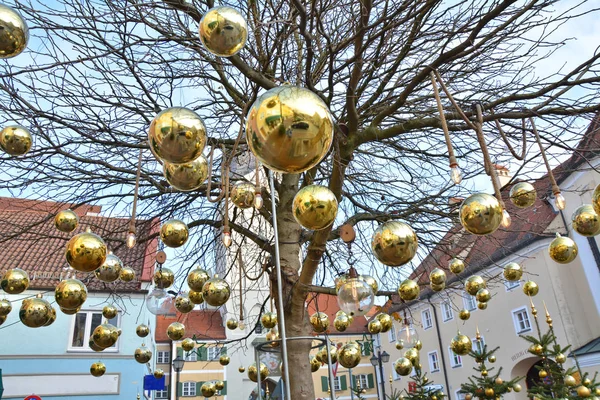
[175,367,181,400]
[349,368,354,400]
[269,171,292,400]
[326,337,336,400]
[255,348,262,400]
[378,351,386,400]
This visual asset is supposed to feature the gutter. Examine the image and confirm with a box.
[430,301,451,399]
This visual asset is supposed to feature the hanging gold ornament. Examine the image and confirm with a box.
[60,306,80,315]
[167,322,185,341]
[464,275,486,296]
[19,297,52,328]
[317,345,338,364]
[199,381,217,397]
[160,219,189,248]
[1,268,29,294]
[523,281,539,296]
[476,288,491,303]
[429,268,447,285]
[246,85,334,174]
[310,356,321,372]
[153,267,175,289]
[450,333,472,356]
[247,362,269,382]
[509,182,537,208]
[231,182,256,209]
[219,355,230,366]
[95,254,123,283]
[89,337,105,352]
[398,279,420,301]
[376,313,393,333]
[0,4,28,59]
[181,338,195,351]
[0,299,11,316]
[202,276,231,307]
[260,312,278,328]
[119,267,135,282]
[503,263,523,281]
[459,309,470,320]
[338,342,361,368]
[199,6,247,57]
[215,381,225,391]
[477,302,488,310]
[396,340,404,350]
[577,386,592,398]
[358,275,378,294]
[394,357,413,376]
[371,221,418,266]
[564,375,577,387]
[163,155,208,192]
[539,370,548,379]
[266,328,280,346]
[459,193,503,235]
[414,340,423,351]
[485,388,494,397]
[153,369,164,379]
[175,294,194,314]
[136,324,150,338]
[368,319,382,334]
[404,348,419,365]
[334,313,350,332]
[134,345,152,364]
[238,366,245,373]
[187,268,210,291]
[513,384,522,392]
[44,307,57,326]
[148,107,206,164]
[309,311,329,333]
[572,205,600,236]
[226,318,238,330]
[292,185,338,231]
[0,125,32,155]
[90,362,106,377]
[188,290,204,304]
[54,209,79,233]
[548,233,578,264]
[102,305,118,319]
[335,274,349,293]
[555,353,566,363]
[449,258,465,274]
[93,323,120,348]
[430,282,446,292]
[65,231,107,272]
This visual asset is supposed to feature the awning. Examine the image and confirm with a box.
[570,336,600,357]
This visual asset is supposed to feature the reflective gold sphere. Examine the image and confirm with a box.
[358,275,378,294]
[338,342,362,368]
[476,288,491,303]
[395,340,404,350]
[523,281,539,296]
[549,234,578,264]
[572,205,600,237]
[429,268,447,285]
[245,85,334,174]
[1,268,29,294]
[202,277,231,307]
[226,318,238,330]
[371,221,418,266]
[248,362,269,382]
[513,383,522,392]
[485,388,495,398]
[160,219,189,248]
[102,305,118,319]
[394,357,413,376]
[564,375,577,387]
[148,107,206,164]
[188,290,204,304]
[219,355,230,366]
[404,348,419,365]
[153,267,175,289]
[577,386,592,398]
[292,185,338,231]
[335,274,349,293]
[430,282,445,292]
[539,370,548,379]
[509,182,537,208]
[182,337,195,351]
[334,313,350,332]
[464,275,486,296]
[477,302,488,310]
[231,182,256,209]
[136,324,150,338]
[398,279,420,301]
[19,297,52,328]
[593,184,600,215]
[414,340,423,351]
[60,306,80,315]
[376,313,393,333]
[134,345,152,364]
[529,344,543,355]
[187,268,210,291]
[309,311,329,333]
[199,6,247,57]
[200,381,217,397]
[488,355,496,363]
[266,328,280,346]
[163,155,208,192]
[310,356,321,372]
[239,366,246,373]
[175,294,194,314]
[54,209,79,233]
[94,254,123,283]
[368,319,382,334]
[0,125,31,155]
[215,380,225,391]
[43,306,56,326]
[449,258,465,274]
[0,298,12,316]
[90,362,106,377]
[119,266,135,282]
[89,337,105,352]
[154,369,164,379]
[555,353,566,364]
[92,323,120,348]
[0,4,28,59]
[167,322,185,341]
[65,231,107,272]
[459,193,503,235]
[459,309,471,321]
[503,262,523,281]
[450,333,472,356]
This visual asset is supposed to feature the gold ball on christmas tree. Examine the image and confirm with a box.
[578,386,592,398]
[90,362,106,377]
[371,221,418,266]
[376,313,393,333]
[134,345,152,364]
[394,357,413,376]
[226,318,238,330]
[485,388,494,397]
[310,356,321,372]
[247,362,269,382]
[0,125,32,155]
[215,380,225,391]
[149,107,206,164]
[198,6,247,57]
[120,267,135,282]
[310,311,330,333]
[231,182,256,209]
[449,258,465,274]
[396,340,404,350]
[181,338,195,352]
[509,182,537,208]
[188,290,204,304]
[476,288,491,303]
[202,277,231,307]
[450,333,472,356]
[187,268,210,291]
[459,309,471,320]
[136,324,150,338]
[555,353,566,363]
[153,267,175,289]
[261,312,278,329]
[163,155,208,192]
[167,322,185,341]
[0,299,11,316]
[359,275,379,294]
[334,313,350,332]
[459,193,503,235]
[19,297,52,328]
[494,378,503,386]
[465,394,473,400]
[1,268,29,294]
[503,262,523,281]
[95,254,123,283]
[583,378,592,386]
[102,305,117,319]
[398,279,420,301]
[404,348,420,365]
[292,185,338,230]
[160,220,189,248]
[93,323,120,348]
[154,369,164,379]
[548,234,579,264]
[65,231,107,272]
[429,268,447,285]
[513,384,522,392]
[528,344,543,355]
[539,370,548,378]
[572,205,600,237]
[175,294,194,314]
[523,281,539,296]
[564,375,577,387]
[368,319,382,334]
[465,275,486,296]
[488,355,496,363]
[55,278,88,310]
[219,355,230,366]
[338,342,362,368]
[54,209,79,233]
[481,369,488,377]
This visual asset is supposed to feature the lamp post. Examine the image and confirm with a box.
[370,349,390,400]
[172,355,185,400]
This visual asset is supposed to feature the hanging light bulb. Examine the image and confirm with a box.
[222,231,232,247]
[238,321,246,330]
[501,209,511,228]
[145,288,173,315]
[337,269,374,317]
[399,324,419,348]
[126,231,137,248]
[450,165,463,185]
[554,192,566,210]
[254,192,263,209]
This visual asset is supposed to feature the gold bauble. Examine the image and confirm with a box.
[182,338,195,351]
[539,370,548,378]
[247,362,269,382]
[509,182,537,208]
[0,5,28,59]
[238,366,246,373]
[54,209,79,233]
[477,302,488,310]
[231,182,256,209]
[572,205,600,237]
[187,268,210,291]
[163,155,208,192]
[449,258,465,274]
[149,107,206,164]
[431,282,446,292]
[334,313,350,332]
[371,221,418,266]
[317,345,338,365]
[578,386,592,398]
[202,277,231,307]
[188,290,204,304]
[398,279,420,301]
[153,267,175,289]
[266,328,280,346]
[503,262,523,281]
[19,297,52,328]
[175,294,194,314]
[459,309,471,320]
[200,381,217,397]
[310,356,321,372]
[335,274,349,293]
[465,275,486,296]
[415,340,423,351]
[528,344,543,355]
[338,342,362,368]
[394,357,413,376]
[167,322,185,341]
[60,306,80,315]
[219,355,230,366]
[583,378,592,386]
[476,288,491,303]
[465,394,473,400]
[459,193,503,235]
[94,254,123,283]
[0,125,31,155]
[134,345,152,364]
[368,319,382,334]
[359,275,379,294]
[261,312,278,329]
[89,337,104,352]
[65,232,107,272]
[548,234,579,264]
[564,375,577,387]
[292,185,338,230]
[481,369,488,377]
[430,268,447,285]
[309,311,329,333]
[523,280,539,296]
[513,384,522,392]
[245,85,334,174]
[215,380,225,391]
[404,348,419,365]
[136,324,150,338]
[199,6,247,57]
[485,388,494,397]
[154,369,164,379]
[593,184,600,215]
[1,268,29,294]
[92,323,120,348]
[226,318,239,330]
[555,353,566,363]
[376,313,393,333]
[102,305,118,319]
[488,355,496,363]
[450,333,472,356]
[120,267,135,282]
[160,219,189,248]
[0,299,11,316]
[90,362,106,377]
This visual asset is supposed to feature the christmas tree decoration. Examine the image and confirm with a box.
[459,193,503,235]
[0,125,32,155]
[245,85,334,174]
[153,267,175,289]
[396,360,441,400]
[451,333,472,356]
[148,107,206,164]
[548,233,579,264]
[160,219,189,248]
[334,312,350,332]
[476,288,491,303]
[90,362,106,377]
[368,319,382,334]
[181,338,195,351]
[215,380,225,391]
[572,205,600,236]
[163,155,209,192]
[200,381,217,397]
[198,6,247,57]
[398,279,420,301]
[0,4,28,58]
[430,282,446,292]
[309,311,329,333]
[231,182,256,209]
[187,268,210,291]
[54,209,79,233]
[266,328,280,346]
[593,184,600,215]
[477,302,488,310]
[65,231,107,272]
[399,324,419,348]
[316,344,337,364]
[226,318,238,330]
[376,313,393,332]
[335,274,349,293]
[94,253,123,283]
[429,268,447,285]
[153,369,164,379]
[509,182,537,208]
[202,276,231,307]
[394,357,413,376]
[119,266,135,282]
[238,366,245,373]
[136,324,150,338]
[219,355,230,366]
[188,290,204,304]
[523,280,539,296]
[261,312,278,329]
[248,362,269,382]
[175,294,194,314]
[0,298,11,316]
[92,323,120,348]
[488,355,496,363]
[19,297,53,328]
[102,305,117,319]
[464,275,486,296]
[89,337,104,352]
[359,275,379,294]
[43,306,56,326]
[337,273,375,316]
[134,345,152,363]
[54,278,87,310]
[60,306,81,315]
[310,356,320,372]
[292,185,338,230]
[459,309,470,320]
[338,342,361,368]
[395,340,404,350]
[503,262,523,281]
[371,221,418,266]
[449,258,465,274]
[404,348,419,365]
[167,322,185,340]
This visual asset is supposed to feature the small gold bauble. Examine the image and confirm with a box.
[175,294,194,314]
[261,312,278,329]
[359,275,379,295]
[219,355,230,366]
[555,353,566,363]
[578,386,592,398]
[595,388,600,395]
[93,323,120,348]
[459,193,503,235]
[0,299,12,316]
[119,267,135,282]
[239,366,246,373]
[181,338,195,351]
[153,369,164,379]
[231,182,256,209]
[488,355,496,363]
[398,279,420,301]
[215,380,225,391]
[136,324,150,338]
[189,290,204,304]
[226,318,238,330]
[477,302,488,310]
[404,348,420,365]
[465,275,486,296]
[187,268,210,291]
[371,221,418,266]
[167,322,185,341]
[335,274,349,293]
[334,313,350,332]
[449,258,465,274]
[376,313,393,333]
[310,311,329,333]
[149,107,206,164]
[54,278,88,310]
[60,306,81,315]
[503,262,523,281]
[459,309,471,320]
[89,337,104,352]
[19,297,52,328]
[528,344,543,355]
[338,342,362,368]
[431,282,446,292]
[549,234,579,264]
[0,5,29,59]
[160,219,189,248]
[481,369,488,377]
[415,340,423,351]
[394,357,413,376]
[396,340,404,350]
[247,362,269,382]
[513,383,522,392]
[90,362,106,377]
[54,209,79,233]
[94,254,123,283]
[317,345,338,364]
[134,345,152,364]
[485,388,494,397]
[523,280,539,296]
[450,333,472,356]
[163,155,208,192]
[429,268,447,285]
[102,305,118,319]
[0,125,32,155]
[423,377,429,383]
[310,356,321,372]
[583,378,592,386]
[199,6,248,57]
[1,268,29,294]
[65,232,107,272]
[509,182,537,208]
[368,319,382,334]
[476,288,491,303]
[153,267,175,289]
[465,394,473,400]
[564,375,577,387]
[572,204,600,237]
[539,370,548,378]
[292,185,338,230]
[199,381,217,397]
[202,277,231,307]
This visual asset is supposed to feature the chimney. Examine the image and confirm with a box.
[493,164,512,188]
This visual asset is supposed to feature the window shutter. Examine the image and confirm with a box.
[199,346,208,361]
[196,381,202,394]
[368,374,375,389]
[177,382,182,396]
[221,381,227,395]
[321,376,328,392]
[221,346,227,355]
[340,375,347,390]
[177,347,183,358]
[351,375,357,389]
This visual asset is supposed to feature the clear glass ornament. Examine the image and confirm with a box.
[336,278,374,317]
[450,165,463,184]
[126,232,136,248]
[501,209,512,228]
[399,325,419,348]
[145,288,173,315]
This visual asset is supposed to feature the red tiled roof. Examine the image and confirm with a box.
[306,293,370,335]
[0,197,159,292]
[155,310,226,342]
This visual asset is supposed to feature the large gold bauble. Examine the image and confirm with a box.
[292,185,338,230]
[0,298,12,316]
[261,312,278,329]
[394,357,413,376]
[310,356,321,372]
[449,258,465,274]
[548,234,579,264]
[528,344,543,355]
[564,375,577,387]
[60,306,80,315]
[89,337,104,352]
[245,85,334,174]
[65,232,107,272]
[153,267,175,289]
[102,305,118,319]
[593,184,600,215]
[404,348,420,365]
[503,262,523,281]
[376,313,393,333]
[398,279,420,301]
[309,311,329,333]
[476,288,491,303]
[94,254,123,283]
[188,290,204,304]
[226,318,239,330]
[119,267,135,282]
[1,268,29,294]
[248,362,269,382]
[465,275,486,296]
[215,380,225,391]
[523,281,539,296]
[19,297,52,328]
[459,193,503,235]
[219,355,230,366]
[429,268,447,285]
[154,369,164,379]
[199,6,247,57]
[0,125,31,155]
[167,322,185,341]
[459,309,470,320]
[538,370,548,378]
[187,268,210,291]
[202,277,231,307]
[231,182,256,209]
[577,386,592,398]
[359,275,378,294]
[368,319,382,334]
[54,209,79,233]
[44,306,56,327]
[163,155,208,192]
[485,388,495,397]
[334,313,350,332]
[93,323,120,348]
[450,333,472,356]
[134,345,152,364]
[182,338,195,351]
[338,342,362,368]
[317,345,338,365]
[160,219,189,248]
[371,221,418,266]
[90,362,106,377]
[149,107,206,164]
[572,205,600,237]
[513,384,522,392]
[509,182,537,208]
[0,5,28,59]
[201,381,217,397]
[175,294,194,314]
[136,324,150,338]
[335,274,349,293]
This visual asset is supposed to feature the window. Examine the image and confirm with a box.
[388,327,396,342]
[185,350,197,362]
[422,309,432,330]
[448,347,462,368]
[333,376,342,391]
[208,346,221,360]
[505,279,520,291]
[155,388,168,398]
[182,381,196,396]
[456,390,467,400]
[472,336,485,353]
[428,351,440,373]
[157,351,170,364]
[513,308,532,334]
[255,323,263,334]
[69,311,118,351]
[356,374,368,390]
[463,292,477,311]
[441,301,453,322]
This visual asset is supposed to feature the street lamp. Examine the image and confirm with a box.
[173,356,185,400]
[370,350,390,399]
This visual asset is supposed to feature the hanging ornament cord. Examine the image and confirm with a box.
[128,147,144,246]
[238,249,244,325]
[489,109,527,161]
[529,117,565,208]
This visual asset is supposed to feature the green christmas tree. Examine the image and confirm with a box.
[398,363,445,400]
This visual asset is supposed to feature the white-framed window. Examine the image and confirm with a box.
[512,307,532,334]
[463,292,477,311]
[388,327,397,342]
[69,310,119,352]
[441,301,453,322]
[448,347,462,368]
[182,381,196,396]
[333,376,342,391]
[456,390,467,400]
[208,346,221,360]
[157,351,170,364]
[422,309,432,330]
[184,350,197,362]
[356,374,368,389]
[428,351,440,373]
[472,336,485,353]
[392,367,402,381]
[505,280,520,291]
[155,388,168,398]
